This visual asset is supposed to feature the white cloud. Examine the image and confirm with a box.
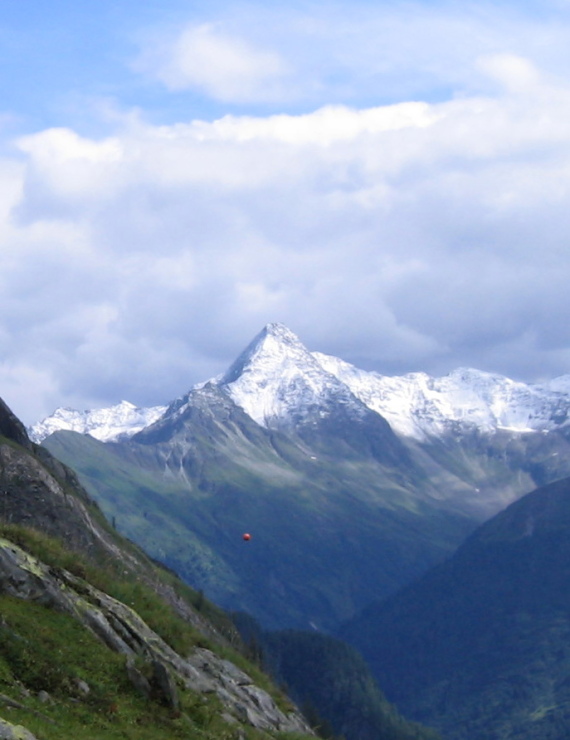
[136,23,289,102]
[5,60,570,422]
[477,53,541,92]
[133,3,570,107]
[199,102,439,144]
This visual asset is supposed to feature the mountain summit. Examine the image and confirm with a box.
[218,322,367,428]
[221,322,312,387]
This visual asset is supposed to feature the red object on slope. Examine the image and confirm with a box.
[242,533,251,541]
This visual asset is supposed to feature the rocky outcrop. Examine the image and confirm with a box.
[0,394,156,575]
[0,536,311,735]
[0,438,120,562]
[0,399,33,452]
[0,718,38,740]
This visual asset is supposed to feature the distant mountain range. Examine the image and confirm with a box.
[34,324,570,632]
[30,399,166,443]
[26,323,570,738]
[31,323,570,445]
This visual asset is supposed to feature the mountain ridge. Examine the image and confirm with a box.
[30,323,570,445]
[41,384,477,631]
[29,400,166,444]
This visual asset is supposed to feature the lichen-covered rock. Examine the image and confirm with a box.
[74,679,90,696]
[0,717,38,740]
[186,648,311,733]
[126,657,152,699]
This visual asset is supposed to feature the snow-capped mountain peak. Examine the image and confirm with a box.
[221,323,310,385]
[29,400,167,443]
[218,323,365,427]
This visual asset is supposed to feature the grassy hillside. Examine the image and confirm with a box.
[0,523,311,740]
[0,397,312,740]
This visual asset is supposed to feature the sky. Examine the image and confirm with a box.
[3,0,570,424]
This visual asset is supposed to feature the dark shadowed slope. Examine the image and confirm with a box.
[231,614,443,740]
[340,476,570,740]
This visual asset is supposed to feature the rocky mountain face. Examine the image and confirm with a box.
[340,476,570,740]
[313,357,570,441]
[0,399,136,565]
[36,324,570,633]
[0,396,313,740]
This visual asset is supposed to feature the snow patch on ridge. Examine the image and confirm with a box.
[29,400,167,443]
[313,353,570,440]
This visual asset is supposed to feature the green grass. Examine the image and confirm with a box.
[0,522,205,653]
[0,522,295,718]
[0,591,306,740]
[0,595,205,740]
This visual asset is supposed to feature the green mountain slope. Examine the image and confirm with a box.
[43,377,570,635]
[0,396,314,740]
[43,383,477,631]
[265,631,442,740]
[340,476,570,740]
